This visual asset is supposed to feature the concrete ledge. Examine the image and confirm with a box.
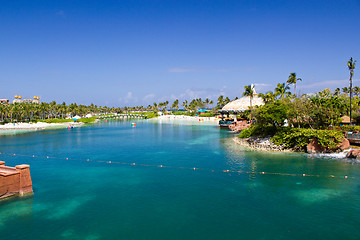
[16,164,30,170]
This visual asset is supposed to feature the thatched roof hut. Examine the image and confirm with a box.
[219,96,265,113]
[341,116,354,124]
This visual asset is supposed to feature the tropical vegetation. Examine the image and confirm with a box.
[239,57,358,151]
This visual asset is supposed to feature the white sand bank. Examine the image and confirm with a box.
[0,122,84,131]
[150,115,220,125]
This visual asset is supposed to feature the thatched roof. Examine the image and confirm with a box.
[220,96,265,113]
[341,116,353,124]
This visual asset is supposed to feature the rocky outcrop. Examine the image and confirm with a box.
[339,138,350,150]
[306,138,350,154]
[235,136,351,154]
[234,137,291,152]
[346,149,360,158]
[306,139,326,153]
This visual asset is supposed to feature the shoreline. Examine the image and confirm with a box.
[233,136,294,152]
[150,115,220,125]
[0,122,85,133]
[232,136,357,160]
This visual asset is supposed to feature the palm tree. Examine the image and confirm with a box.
[217,95,224,109]
[259,91,275,104]
[286,73,302,97]
[152,102,158,112]
[182,100,188,111]
[204,98,210,109]
[353,86,360,97]
[209,100,214,109]
[158,102,164,112]
[243,85,255,121]
[275,83,291,100]
[49,101,57,118]
[163,101,169,111]
[348,57,356,124]
[171,99,179,110]
[60,102,67,119]
[224,97,231,105]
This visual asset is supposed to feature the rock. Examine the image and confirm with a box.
[306,138,325,153]
[328,138,350,153]
[346,149,360,158]
[339,138,350,151]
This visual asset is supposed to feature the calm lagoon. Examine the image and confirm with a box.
[1,120,360,240]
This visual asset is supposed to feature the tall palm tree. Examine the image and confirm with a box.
[171,99,179,110]
[259,91,275,104]
[152,102,158,112]
[0,103,4,122]
[342,87,350,94]
[181,100,188,111]
[217,95,224,109]
[243,85,255,121]
[204,98,210,109]
[334,88,341,96]
[353,86,360,97]
[275,83,291,100]
[286,73,302,97]
[163,101,169,111]
[224,97,231,105]
[348,57,356,124]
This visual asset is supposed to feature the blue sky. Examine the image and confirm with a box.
[1,0,359,107]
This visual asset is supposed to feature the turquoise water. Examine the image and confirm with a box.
[1,120,360,240]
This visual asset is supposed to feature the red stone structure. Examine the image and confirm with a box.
[228,120,251,133]
[0,161,33,200]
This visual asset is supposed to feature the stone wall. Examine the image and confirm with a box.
[228,121,251,133]
[0,161,33,199]
[233,137,292,152]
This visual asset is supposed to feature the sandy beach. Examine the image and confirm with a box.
[151,115,220,125]
[0,122,84,131]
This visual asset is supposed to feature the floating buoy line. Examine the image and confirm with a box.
[0,152,353,179]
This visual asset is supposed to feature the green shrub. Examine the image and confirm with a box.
[239,128,253,138]
[238,125,277,138]
[199,113,215,117]
[172,111,188,115]
[144,112,158,119]
[77,117,96,123]
[172,111,197,116]
[271,128,344,149]
[340,125,360,132]
[34,117,96,124]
